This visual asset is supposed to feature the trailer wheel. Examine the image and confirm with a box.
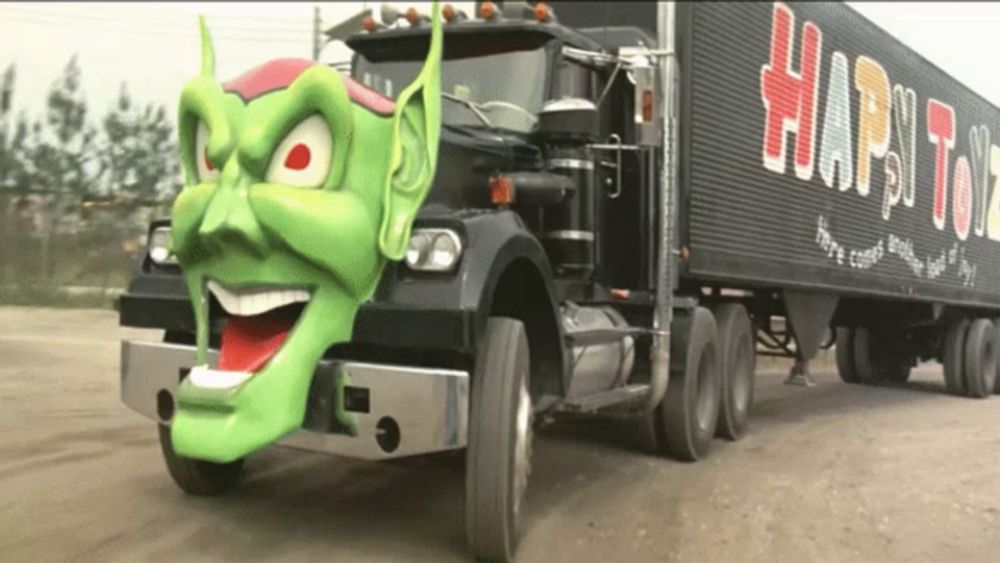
[715,304,754,441]
[659,307,721,462]
[853,327,911,385]
[963,319,996,399]
[466,317,532,563]
[835,328,861,384]
[157,424,244,496]
[943,318,970,396]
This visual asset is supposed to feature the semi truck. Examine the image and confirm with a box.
[118,1,1000,561]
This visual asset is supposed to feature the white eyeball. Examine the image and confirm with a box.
[195,121,220,182]
[266,115,333,188]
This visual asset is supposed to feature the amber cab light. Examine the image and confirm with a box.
[490,176,513,205]
[534,2,551,23]
[642,89,654,122]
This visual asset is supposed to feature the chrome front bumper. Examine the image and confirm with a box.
[120,340,469,460]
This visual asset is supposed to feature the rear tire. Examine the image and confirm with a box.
[943,318,970,396]
[466,317,532,563]
[658,307,721,462]
[835,328,861,384]
[963,318,996,399]
[715,304,754,441]
[158,424,244,496]
[853,327,911,385]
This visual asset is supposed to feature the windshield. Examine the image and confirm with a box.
[353,46,548,133]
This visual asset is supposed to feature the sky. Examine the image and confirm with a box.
[2,2,1000,123]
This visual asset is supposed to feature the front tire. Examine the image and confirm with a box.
[158,424,244,496]
[466,317,532,563]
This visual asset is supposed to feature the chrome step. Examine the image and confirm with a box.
[556,384,650,413]
[564,326,647,346]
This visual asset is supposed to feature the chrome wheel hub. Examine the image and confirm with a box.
[513,378,532,518]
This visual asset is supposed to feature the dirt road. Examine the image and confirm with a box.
[1,306,999,562]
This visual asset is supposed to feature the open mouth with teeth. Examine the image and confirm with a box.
[190,280,312,390]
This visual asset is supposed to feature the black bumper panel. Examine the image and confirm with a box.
[119,290,475,352]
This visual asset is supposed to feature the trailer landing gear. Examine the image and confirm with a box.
[784,359,816,387]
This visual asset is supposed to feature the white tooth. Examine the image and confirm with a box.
[188,365,252,389]
[207,282,311,317]
[251,294,262,315]
[240,293,257,317]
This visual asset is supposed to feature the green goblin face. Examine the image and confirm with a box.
[168,5,441,463]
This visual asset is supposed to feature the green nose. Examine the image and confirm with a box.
[198,173,270,257]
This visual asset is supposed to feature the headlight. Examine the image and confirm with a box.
[404,228,462,272]
[148,226,177,266]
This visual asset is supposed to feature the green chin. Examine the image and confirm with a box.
[171,283,358,463]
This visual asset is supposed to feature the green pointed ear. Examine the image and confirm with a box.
[199,15,215,79]
[378,2,443,261]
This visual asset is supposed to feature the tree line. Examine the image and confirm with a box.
[0,55,181,288]
[0,56,181,205]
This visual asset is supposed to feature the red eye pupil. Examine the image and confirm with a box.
[204,149,215,172]
[285,143,311,171]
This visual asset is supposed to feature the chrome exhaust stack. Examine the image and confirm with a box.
[648,1,678,412]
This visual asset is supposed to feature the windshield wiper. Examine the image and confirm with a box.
[441,93,494,129]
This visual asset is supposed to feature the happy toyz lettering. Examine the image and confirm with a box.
[760,2,1000,244]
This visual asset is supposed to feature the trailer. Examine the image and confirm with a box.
[118,2,1000,561]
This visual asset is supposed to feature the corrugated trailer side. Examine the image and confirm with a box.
[677,1,1000,310]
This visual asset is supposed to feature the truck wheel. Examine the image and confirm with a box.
[157,424,244,496]
[963,318,997,399]
[660,307,721,462]
[715,304,754,441]
[853,327,910,385]
[994,318,1000,394]
[466,317,532,563]
[835,328,861,384]
[943,318,970,396]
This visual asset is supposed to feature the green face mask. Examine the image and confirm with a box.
[168,5,442,463]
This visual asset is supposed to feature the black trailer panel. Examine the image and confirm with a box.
[678,1,1000,309]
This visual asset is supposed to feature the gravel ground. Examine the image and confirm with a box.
[1,306,999,562]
